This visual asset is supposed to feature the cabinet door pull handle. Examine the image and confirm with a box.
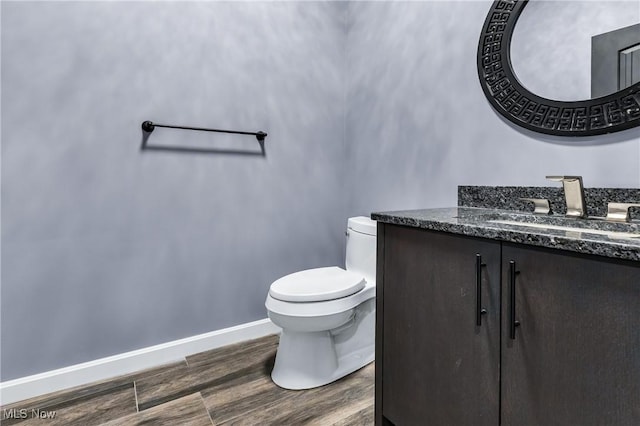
[509,260,521,340]
[476,254,487,326]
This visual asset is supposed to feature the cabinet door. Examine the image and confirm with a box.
[501,244,640,426]
[380,225,500,426]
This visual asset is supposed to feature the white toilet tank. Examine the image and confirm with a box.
[345,216,377,284]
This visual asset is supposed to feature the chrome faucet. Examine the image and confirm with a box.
[546,176,587,218]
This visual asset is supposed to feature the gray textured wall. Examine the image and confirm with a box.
[1,1,347,381]
[346,0,640,217]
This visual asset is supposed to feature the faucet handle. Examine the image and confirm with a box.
[605,202,640,222]
[519,198,551,215]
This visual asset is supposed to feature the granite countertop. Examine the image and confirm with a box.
[371,207,640,262]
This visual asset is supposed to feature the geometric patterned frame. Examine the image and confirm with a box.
[477,0,640,136]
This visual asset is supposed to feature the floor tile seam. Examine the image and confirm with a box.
[133,381,140,413]
[197,392,216,426]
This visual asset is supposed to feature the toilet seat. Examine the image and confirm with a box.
[269,266,365,302]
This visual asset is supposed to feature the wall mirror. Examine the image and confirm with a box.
[477,0,640,137]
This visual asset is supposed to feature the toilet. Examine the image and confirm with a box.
[265,216,377,390]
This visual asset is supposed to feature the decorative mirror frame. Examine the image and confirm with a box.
[477,0,640,137]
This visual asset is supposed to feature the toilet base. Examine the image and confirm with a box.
[270,298,375,390]
[271,329,374,390]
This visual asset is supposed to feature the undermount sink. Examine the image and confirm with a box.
[489,219,640,240]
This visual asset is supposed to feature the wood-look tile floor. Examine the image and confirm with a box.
[0,335,374,425]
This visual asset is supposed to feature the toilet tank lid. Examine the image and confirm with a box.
[269,266,366,302]
[348,216,377,236]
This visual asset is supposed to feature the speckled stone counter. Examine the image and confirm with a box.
[458,186,640,218]
[371,207,640,262]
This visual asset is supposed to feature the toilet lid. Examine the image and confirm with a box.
[269,266,366,302]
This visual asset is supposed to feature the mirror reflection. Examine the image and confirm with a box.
[510,0,640,101]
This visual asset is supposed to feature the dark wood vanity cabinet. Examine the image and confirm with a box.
[376,224,640,426]
[376,224,501,425]
[500,243,640,426]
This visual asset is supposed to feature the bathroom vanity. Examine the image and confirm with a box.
[372,196,640,426]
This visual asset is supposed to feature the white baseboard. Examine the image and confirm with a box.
[0,318,280,406]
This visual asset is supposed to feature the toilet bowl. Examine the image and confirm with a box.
[265,216,377,390]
